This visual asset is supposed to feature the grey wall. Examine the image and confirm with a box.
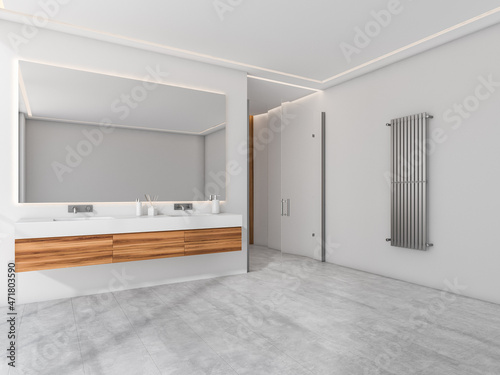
[204,128,226,200]
[24,119,206,202]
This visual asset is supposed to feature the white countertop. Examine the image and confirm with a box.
[16,213,243,239]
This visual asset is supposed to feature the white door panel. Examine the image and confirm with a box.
[281,101,322,260]
[267,107,282,251]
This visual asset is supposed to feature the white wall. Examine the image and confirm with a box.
[319,23,500,304]
[204,128,226,200]
[24,119,206,202]
[251,23,500,304]
[0,20,248,305]
[252,114,268,247]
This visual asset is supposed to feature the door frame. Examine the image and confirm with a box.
[249,115,254,245]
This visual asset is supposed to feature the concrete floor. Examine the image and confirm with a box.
[2,245,500,374]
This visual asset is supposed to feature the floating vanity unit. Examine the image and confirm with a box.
[15,214,242,273]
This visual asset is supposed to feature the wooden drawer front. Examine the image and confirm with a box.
[184,227,242,243]
[185,239,241,256]
[113,230,184,248]
[112,231,185,263]
[113,243,185,263]
[15,235,113,272]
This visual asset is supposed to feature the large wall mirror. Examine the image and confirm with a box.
[18,61,227,203]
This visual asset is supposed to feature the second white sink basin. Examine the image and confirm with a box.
[167,213,213,217]
[53,217,114,222]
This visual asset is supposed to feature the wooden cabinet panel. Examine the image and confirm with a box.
[113,230,185,263]
[15,227,242,271]
[184,227,242,243]
[112,244,185,263]
[185,239,242,256]
[185,227,242,256]
[113,230,184,248]
[15,235,113,272]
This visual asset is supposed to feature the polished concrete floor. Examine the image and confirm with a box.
[2,246,500,375]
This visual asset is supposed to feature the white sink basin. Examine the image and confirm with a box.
[53,217,114,222]
[17,213,242,240]
[167,213,213,217]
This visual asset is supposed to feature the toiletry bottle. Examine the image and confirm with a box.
[211,195,220,214]
[135,199,142,216]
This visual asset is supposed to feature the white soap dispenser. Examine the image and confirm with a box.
[210,195,220,214]
[135,199,142,216]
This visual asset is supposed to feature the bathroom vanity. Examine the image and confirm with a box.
[15,214,242,272]
[10,54,247,305]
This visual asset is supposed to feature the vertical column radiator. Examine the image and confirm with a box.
[388,113,433,250]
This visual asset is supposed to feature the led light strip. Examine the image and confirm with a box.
[323,6,500,83]
[18,59,226,96]
[18,68,32,117]
[198,122,226,135]
[27,115,224,136]
[247,75,321,92]
[2,6,500,89]
[0,8,322,84]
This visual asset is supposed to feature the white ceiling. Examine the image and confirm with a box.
[3,1,500,114]
[247,77,318,116]
[19,61,226,134]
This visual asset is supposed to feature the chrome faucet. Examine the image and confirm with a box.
[68,205,93,214]
[174,203,193,211]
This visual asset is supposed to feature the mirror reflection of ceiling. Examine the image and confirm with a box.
[19,61,226,135]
